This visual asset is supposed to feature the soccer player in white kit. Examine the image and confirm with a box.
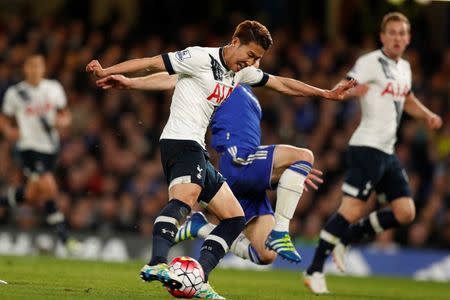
[0,54,79,253]
[87,20,356,299]
[304,12,443,294]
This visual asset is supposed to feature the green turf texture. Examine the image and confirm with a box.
[0,255,449,300]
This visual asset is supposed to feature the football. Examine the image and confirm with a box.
[166,256,205,298]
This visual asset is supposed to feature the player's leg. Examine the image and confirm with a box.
[38,172,77,247]
[242,214,276,264]
[341,154,414,246]
[176,212,275,265]
[141,140,205,289]
[266,145,313,262]
[305,146,383,294]
[0,150,35,207]
[304,196,366,294]
[0,184,28,207]
[197,180,245,281]
[194,174,244,299]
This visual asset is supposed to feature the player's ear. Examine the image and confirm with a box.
[231,37,240,48]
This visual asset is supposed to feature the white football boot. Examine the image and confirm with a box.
[303,272,330,295]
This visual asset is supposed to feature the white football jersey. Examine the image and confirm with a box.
[347,50,412,154]
[160,46,268,148]
[2,79,67,153]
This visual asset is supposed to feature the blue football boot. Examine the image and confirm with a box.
[265,230,302,263]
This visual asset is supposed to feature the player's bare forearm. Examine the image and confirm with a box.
[265,75,356,100]
[404,93,430,119]
[266,75,325,97]
[96,73,177,91]
[335,79,368,99]
[103,56,166,76]
[87,56,166,78]
[404,93,442,129]
[130,73,177,91]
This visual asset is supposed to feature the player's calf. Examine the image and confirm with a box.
[149,199,191,266]
[198,216,245,281]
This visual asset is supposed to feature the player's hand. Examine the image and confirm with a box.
[426,113,442,130]
[86,60,107,78]
[304,168,323,192]
[96,74,132,90]
[324,78,358,100]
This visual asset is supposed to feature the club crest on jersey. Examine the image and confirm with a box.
[175,50,191,61]
[207,83,233,105]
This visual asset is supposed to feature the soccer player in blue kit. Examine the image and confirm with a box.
[88,20,355,299]
[177,83,323,265]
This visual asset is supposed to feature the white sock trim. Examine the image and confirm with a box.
[369,212,384,233]
[230,233,251,260]
[7,187,16,207]
[319,230,340,245]
[47,212,64,224]
[155,216,179,228]
[205,234,229,253]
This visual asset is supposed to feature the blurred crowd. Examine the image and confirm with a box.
[0,1,449,249]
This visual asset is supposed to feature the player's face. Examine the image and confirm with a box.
[227,38,266,72]
[23,55,46,85]
[380,21,410,59]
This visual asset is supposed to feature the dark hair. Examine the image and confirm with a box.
[381,12,410,33]
[232,20,273,50]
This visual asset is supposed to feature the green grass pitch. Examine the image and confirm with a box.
[0,255,449,300]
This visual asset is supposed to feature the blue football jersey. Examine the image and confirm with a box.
[211,85,262,153]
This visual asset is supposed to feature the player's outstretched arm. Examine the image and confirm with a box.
[86,55,166,78]
[264,75,357,100]
[404,92,442,129]
[334,79,368,99]
[96,72,178,91]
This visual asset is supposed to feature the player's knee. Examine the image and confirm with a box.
[296,148,314,165]
[38,178,58,199]
[394,204,416,225]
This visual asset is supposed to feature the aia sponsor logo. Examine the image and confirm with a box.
[25,101,53,116]
[207,83,233,105]
[381,82,409,100]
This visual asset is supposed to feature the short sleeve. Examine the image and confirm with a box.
[346,56,375,84]
[238,66,269,87]
[52,81,67,109]
[161,47,206,76]
[2,87,18,117]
